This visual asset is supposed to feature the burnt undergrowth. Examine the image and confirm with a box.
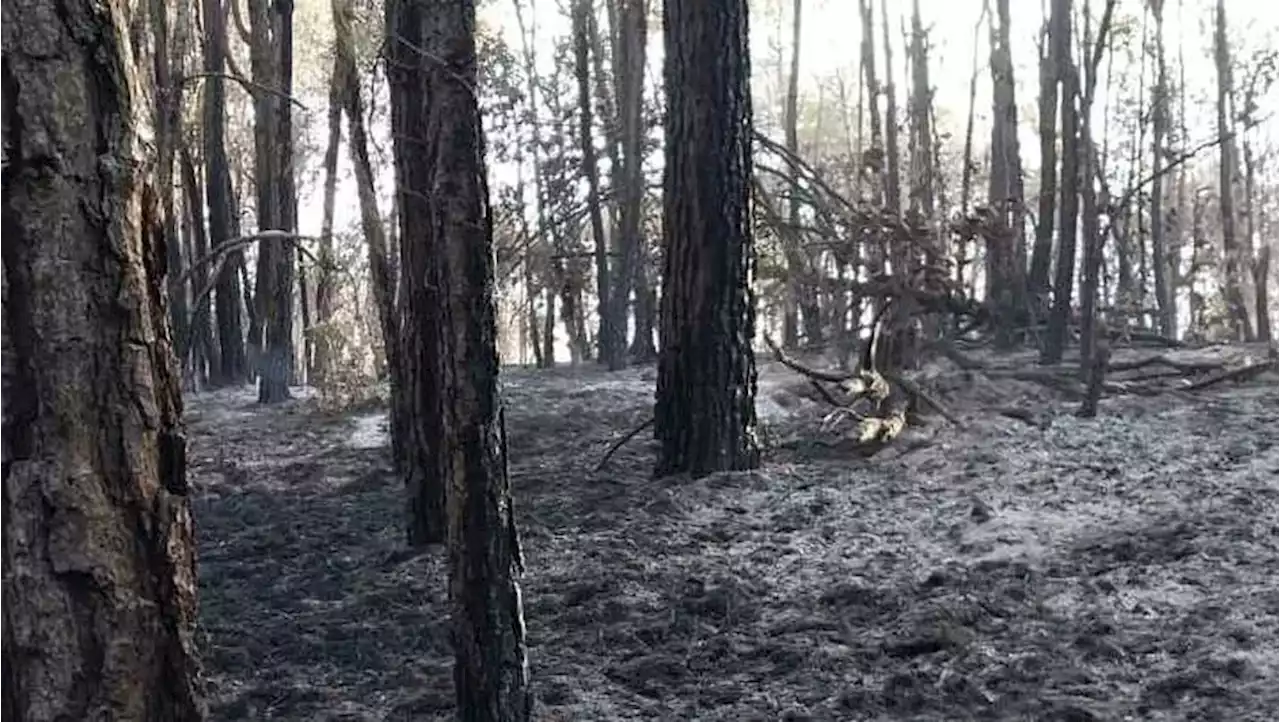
[188,349,1278,721]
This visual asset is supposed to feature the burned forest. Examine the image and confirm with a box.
[2,0,1278,719]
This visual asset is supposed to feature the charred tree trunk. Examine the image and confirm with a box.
[334,0,403,456]
[1213,0,1252,340]
[985,0,1027,349]
[180,145,220,384]
[656,0,761,478]
[782,0,822,346]
[389,0,446,545]
[388,3,532,717]
[1078,0,1117,377]
[1149,0,1175,338]
[1,0,204,712]
[617,0,654,362]
[1029,18,1059,300]
[203,0,247,384]
[880,0,901,219]
[250,0,297,403]
[1042,0,1078,365]
[313,53,343,387]
[151,0,188,377]
[572,0,617,368]
[512,0,556,368]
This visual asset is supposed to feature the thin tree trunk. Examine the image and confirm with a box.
[1149,0,1174,338]
[1214,0,1252,340]
[880,0,901,219]
[783,0,822,346]
[203,0,247,384]
[619,0,655,362]
[313,53,343,387]
[1042,0,1078,365]
[334,0,402,450]
[512,0,556,368]
[572,0,616,367]
[1029,15,1059,300]
[957,3,985,290]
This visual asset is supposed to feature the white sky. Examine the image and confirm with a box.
[301,0,1280,240]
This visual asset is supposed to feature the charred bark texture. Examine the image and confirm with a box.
[203,0,247,384]
[1,0,205,714]
[388,0,446,545]
[387,0,531,717]
[656,0,761,478]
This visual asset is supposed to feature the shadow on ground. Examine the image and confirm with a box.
[188,356,1279,721]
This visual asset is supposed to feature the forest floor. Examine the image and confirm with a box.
[188,344,1279,721]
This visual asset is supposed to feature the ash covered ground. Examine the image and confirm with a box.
[187,346,1279,721]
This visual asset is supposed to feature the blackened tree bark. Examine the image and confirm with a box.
[656,0,761,478]
[985,0,1027,349]
[572,0,617,368]
[1,0,204,714]
[1078,0,1117,377]
[617,0,654,362]
[1213,0,1252,340]
[249,0,296,402]
[387,1,531,717]
[880,0,901,218]
[203,0,247,384]
[1042,0,1078,365]
[151,0,188,376]
[782,0,822,345]
[389,0,445,545]
[334,0,404,472]
[1149,0,1175,338]
[1029,15,1060,300]
[313,52,343,387]
[180,144,221,384]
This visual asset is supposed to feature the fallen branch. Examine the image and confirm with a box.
[887,372,963,427]
[594,416,654,473]
[1182,359,1278,391]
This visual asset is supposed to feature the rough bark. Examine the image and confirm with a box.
[388,1,532,717]
[248,0,296,402]
[1,0,205,713]
[389,0,445,545]
[203,0,247,384]
[656,0,761,478]
[151,0,188,375]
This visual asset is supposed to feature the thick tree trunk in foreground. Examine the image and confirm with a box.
[656,0,761,478]
[1,0,204,715]
[1042,0,1078,365]
[387,1,531,718]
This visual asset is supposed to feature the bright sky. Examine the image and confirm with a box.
[301,0,1280,241]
